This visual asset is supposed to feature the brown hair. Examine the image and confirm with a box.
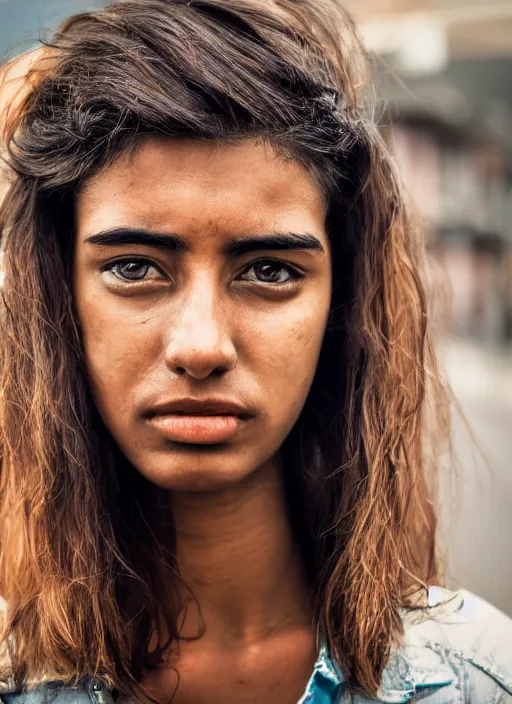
[0,0,450,701]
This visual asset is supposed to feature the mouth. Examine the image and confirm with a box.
[148,413,247,444]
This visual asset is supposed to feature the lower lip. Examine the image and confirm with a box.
[149,414,243,444]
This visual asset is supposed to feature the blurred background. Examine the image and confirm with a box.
[343,0,512,617]
[0,0,511,615]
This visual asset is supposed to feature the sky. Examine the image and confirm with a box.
[0,0,106,60]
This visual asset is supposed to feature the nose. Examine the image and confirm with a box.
[164,277,237,380]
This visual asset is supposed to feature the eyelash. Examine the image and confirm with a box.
[100,257,305,286]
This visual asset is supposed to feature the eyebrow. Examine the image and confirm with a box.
[84,228,325,256]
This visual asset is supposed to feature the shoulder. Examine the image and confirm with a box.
[373,586,512,703]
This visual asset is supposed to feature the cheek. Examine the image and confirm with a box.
[76,293,160,421]
[251,301,329,425]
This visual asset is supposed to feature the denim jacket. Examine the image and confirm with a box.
[0,587,511,703]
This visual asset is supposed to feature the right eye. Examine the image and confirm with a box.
[101,258,163,283]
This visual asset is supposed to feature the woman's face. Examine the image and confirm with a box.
[74,137,332,491]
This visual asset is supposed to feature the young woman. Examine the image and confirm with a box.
[0,1,510,702]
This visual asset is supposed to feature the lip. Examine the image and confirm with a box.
[149,414,244,444]
[145,397,253,418]
[143,397,254,444]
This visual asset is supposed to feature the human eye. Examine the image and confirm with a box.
[238,259,304,286]
[100,257,164,284]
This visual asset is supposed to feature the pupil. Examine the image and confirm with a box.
[258,262,281,282]
[121,262,147,279]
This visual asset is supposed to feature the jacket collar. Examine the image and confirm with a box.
[302,588,463,703]
[298,643,343,703]
[372,587,462,702]
[301,640,454,704]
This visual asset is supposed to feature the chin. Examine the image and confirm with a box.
[136,448,262,492]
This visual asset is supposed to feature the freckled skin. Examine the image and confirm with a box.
[74,137,332,492]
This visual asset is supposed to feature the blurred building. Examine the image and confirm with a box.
[347,0,512,344]
[344,0,512,617]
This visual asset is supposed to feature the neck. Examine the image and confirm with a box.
[170,459,312,645]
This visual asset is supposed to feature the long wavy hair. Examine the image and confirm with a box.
[0,0,450,701]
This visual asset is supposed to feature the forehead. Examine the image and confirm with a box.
[75,137,327,243]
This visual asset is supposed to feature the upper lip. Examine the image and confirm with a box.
[145,397,253,418]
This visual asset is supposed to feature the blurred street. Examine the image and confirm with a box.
[439,337,512,616]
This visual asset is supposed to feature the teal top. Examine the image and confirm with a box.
[299,643,342,703]
[1,587,511,703]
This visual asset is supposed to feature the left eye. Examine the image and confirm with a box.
[103,260,161,282]
[240,261,302,284]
